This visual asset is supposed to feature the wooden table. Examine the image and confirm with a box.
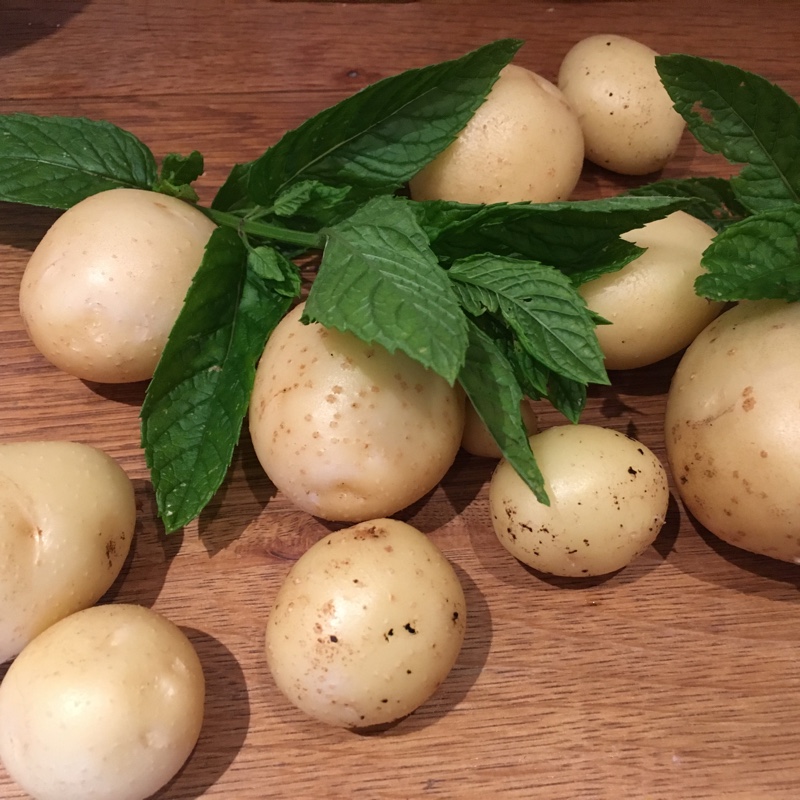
[2,2,800,798]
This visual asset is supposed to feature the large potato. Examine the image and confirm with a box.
[20,188,216,383]
[265,518,466,728]
[0,604,205,800]
[249,302,465,521]
[409,64,584,204]
[665,300,800,563]
[0,441,136,664]
[489,425,669,577]
[558,34,686,175]
[578,211,723,370]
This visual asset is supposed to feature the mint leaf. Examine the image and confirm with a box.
[212,161,251,212]
[695,206,800,301]
[656,55,800,213]
[448,254,609,386]
[273,180,351,219]
[242,40,522,209]
[0,113,157,209]
[141,227,294,532]
[626,176,750,231]
[155,151,204,202]
[303,195,468,385]
[412,195,689,282]
[459,320,548,504]
[246,243,302,297]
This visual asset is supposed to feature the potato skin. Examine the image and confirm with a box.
[19,188,216,383]
[0,441,136,664]
[409,64,584,204]
[578,211,723,370]
[489,425,669,577]
[249,303,465,521]
[558,34,686,175]
[0,604,204,800]
[665,300,800,563]
[265,518,466,728]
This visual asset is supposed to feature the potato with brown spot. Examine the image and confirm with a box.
[665,300,800,563]
[265,519,466,728]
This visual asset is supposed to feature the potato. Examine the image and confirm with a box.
[408,64,584,204]
[249,302,465,522]
[558,34,686,175]
[0,604,205,800]
[578,211,723,370]
[265,518,466,728]
[489,425,669,577]
[461,398,539,458]
[19,187,216,383]
[665,300,800,563]
[0,441,136,664]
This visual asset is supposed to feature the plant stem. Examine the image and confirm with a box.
[204,208,323,249]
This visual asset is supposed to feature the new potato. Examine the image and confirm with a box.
[0,441,136,664]
[0,604,205,800]
[578,211,723,369]
[19,187,216,383]
[265,518,467,728]
[490,425,669,576]
[409,63,584,204]
[665,300,800,563]
[249,303,465,521]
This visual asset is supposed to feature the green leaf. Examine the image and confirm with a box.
[155,151,204,202]
[273,179,351,219]
[656,54,800,213]
[245,243,302,297]
[212,161,252,212]
[695,206,800,301]
[141,227,294,532]
[303,195,468,385]
[0,113,157,209]
[244,39,522,208]
[412,195,689,283]
[458,320,548,505]
[448,254,609,386]
[626,176,750,231]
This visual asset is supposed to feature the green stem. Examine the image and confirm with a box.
[204,208,324,249]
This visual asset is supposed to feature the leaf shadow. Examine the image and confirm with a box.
[0,3,92,58]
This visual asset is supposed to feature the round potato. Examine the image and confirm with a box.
[409,64,584,204]
[0,441,136,664]
[20,188,216,383]
[558,34,686,175]
[665,300,800,563]
[0,604,205,800]
[489,425,669,577]
[461,398,539,458]
[249,302,465,522]
[578,211,723,370]
[265,518,466,728]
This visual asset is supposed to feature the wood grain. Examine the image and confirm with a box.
[1,2,799,798]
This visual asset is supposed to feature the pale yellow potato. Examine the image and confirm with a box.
[249,303,465,522]
[20,188,216,383]
[265,518,466,728]
[489,424,669,577]
[0,604,205,800]
[461,398,539,458]
[578,211,724,370]
[665,300,800,563]
[408,64,584,204]
[558,34,686,175]
[0,441,136,664]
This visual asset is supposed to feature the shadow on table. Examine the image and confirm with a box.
[0,2,91,58]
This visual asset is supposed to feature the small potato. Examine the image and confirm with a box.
[578,211,723,370]
[490,425,669,577]
[558,34,686,175]
[409,64,584,204]
[0,604,205,800]
[461,399,539,458]
[0,441,136,664]
[20,188,216,383]
[249,303,465,522]
[265,518,466,728]
[665,300,800,563]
